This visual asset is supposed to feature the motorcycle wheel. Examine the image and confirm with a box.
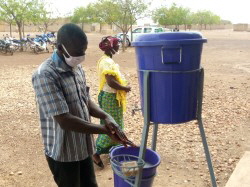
[3,47,7,54]
[22,44,28,52]
[121,38,131,47]
[5,47,13,55]
[13,46,18,51]
[9,49,14,56]
[126,38,131,47]
[34,46,39,54]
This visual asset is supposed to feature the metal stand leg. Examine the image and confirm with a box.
[152,123,159,151]
[198,118,217,187]
[132,68,216,187]
[134,71,150,187]
[197,68,217,187]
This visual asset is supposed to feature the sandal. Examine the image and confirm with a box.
[93,160,104,169]
[93,154,104,169]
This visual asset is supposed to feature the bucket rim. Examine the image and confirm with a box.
[110,146,161,168]
[132,38,207,47]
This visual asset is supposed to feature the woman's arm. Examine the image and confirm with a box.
[105,74,131,92]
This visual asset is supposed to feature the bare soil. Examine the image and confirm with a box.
[0,30,249,187]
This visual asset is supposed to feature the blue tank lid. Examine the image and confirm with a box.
[132,32,207,46]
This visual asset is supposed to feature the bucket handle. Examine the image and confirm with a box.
[161,45,182,64]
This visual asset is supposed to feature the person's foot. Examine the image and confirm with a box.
[93,154,104,169]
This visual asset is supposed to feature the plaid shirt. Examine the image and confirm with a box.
[32,51,95,162]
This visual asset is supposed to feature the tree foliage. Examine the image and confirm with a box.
[153,4,221,30]
[92,0,149,51]
[0,10,15,36]
[71,4,98,30]
[31,1,59,33]
[153,4,191,29]
[220,19,232,25]
[92,0,148,32]
[0,0,43,39]
[193,10,221,30]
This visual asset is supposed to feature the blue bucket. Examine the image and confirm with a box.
[132,32,207,124]
[113,173,155,187]
[110,146,161,187]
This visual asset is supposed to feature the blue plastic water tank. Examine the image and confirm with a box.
[132,32,207,124]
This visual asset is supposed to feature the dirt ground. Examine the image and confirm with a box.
[0,30,249,187]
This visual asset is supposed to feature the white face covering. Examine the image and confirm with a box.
[111,48,119,55]
[62,44,85,67]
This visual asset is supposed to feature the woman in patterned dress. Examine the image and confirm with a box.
[92,36,131,168]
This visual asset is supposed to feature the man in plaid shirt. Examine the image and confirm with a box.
[32,23,134,187]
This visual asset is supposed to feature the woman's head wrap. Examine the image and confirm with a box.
[99,36,119,51]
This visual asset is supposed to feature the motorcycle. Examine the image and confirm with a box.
[30,35,49,54]
[114,33,131,47]
[0,39,14,55]
[10,38,29,51]
[46,32,56,51]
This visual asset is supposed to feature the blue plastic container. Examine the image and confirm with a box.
[110,146,161,187]
[132,32,207,124]
[113,173,154,187]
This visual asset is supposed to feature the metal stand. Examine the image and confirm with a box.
[134,68,217,187]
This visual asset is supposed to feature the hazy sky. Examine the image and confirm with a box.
[48,0,250,24]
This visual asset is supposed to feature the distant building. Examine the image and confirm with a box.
[0,18,120,34]
[233,24,249,31]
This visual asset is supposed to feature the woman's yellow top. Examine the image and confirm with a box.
[97,55,127,111]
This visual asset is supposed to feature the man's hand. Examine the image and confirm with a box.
[106,128,136,147]
[103,115,119,134]
[104,115,136,147]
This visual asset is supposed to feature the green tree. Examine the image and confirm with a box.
[193,10,221,30]
[193,11,207,30]
[94,0,148,51]
[153,4,191,30]
[0,0,41,40]
[167,4,183,28]
[185,12,196,30]
[71,5,97,30]
[153,5,222,31]
[126,0,149,41]
[220,20,232,25]
[178,6,191,30]
[202,11,213,30]
[31,1,59,33]
[0,12,15,37]
[83,3,106,32]
[152,7,169,27]
[208,14,220,29]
